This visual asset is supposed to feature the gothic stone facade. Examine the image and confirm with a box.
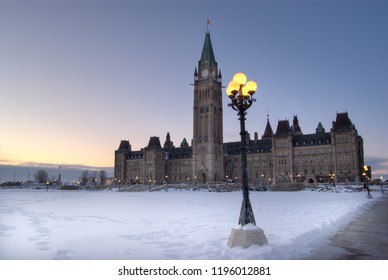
[114,33,364,185]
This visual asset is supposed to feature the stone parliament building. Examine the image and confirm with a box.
[114,32,364,186]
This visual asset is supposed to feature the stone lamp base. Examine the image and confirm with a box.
[227,224,268,248]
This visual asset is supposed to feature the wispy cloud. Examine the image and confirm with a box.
[18,162,113,171]
[365,155,388,178]
[0,159,22,165]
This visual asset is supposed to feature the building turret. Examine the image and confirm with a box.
[181,138,189,147]
[291,115,302,135]
[275,120,291,137]
[118,140,131,151]
[330,112,363,183]
[163,132,175,150]
[316,122,325,134]
[114,140,131,185]
[146,136,162,150]
[262,115,274,140]
[218,69,222,83]
[332,112,354,132]
[144,136,165,184]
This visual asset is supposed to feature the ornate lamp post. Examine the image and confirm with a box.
[363,165,372,198]
[225,72,267,248]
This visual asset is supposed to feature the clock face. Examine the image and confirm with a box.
[201,69,208,77]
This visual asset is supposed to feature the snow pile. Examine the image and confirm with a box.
[305,184,361,193]
[233,223,261,231]
[0,187,382,260]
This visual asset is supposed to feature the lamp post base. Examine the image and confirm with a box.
[227,224,268,248]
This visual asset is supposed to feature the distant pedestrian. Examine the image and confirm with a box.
[364,181,372,198]
[381,181,384,194]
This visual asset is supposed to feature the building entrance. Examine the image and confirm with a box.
[202,173,207,183]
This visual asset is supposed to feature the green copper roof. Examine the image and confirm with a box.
[200,32,216,64]
[316,122,325,133]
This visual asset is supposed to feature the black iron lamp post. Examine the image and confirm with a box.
[225,72,267,248]
[226,72,258,226]
[363,165,371,197]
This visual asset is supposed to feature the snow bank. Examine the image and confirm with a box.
[0,187,382,259]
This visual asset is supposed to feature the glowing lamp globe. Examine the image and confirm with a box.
[226,80,239,97]
[233,72,247,85]
[245,81,257,95]
[241,87,250,98]
[226,87,235,97]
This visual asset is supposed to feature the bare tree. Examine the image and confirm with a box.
[34,170,48,183]
[90,171,97,185]
[99,170,107,185]
[79,170,89,186]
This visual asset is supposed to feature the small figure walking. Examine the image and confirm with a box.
[363,181,372,198]
[381,178,384,194]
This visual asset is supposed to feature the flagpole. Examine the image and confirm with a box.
[206,19,212,33]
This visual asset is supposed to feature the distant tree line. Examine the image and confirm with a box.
[78,170,107,186]
[1,169,109,187]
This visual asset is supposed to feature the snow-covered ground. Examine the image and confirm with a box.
[0,186,383,260]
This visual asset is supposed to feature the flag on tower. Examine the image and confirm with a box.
[207,19,212,33]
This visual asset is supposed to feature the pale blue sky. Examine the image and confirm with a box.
[1,0,387,179]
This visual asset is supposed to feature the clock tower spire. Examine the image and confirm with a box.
[192,32,223,183]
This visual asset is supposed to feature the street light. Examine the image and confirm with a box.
[225,72,267,248]
[363,165,371,197]
[330,173,335,187]
[380,176,384,194]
